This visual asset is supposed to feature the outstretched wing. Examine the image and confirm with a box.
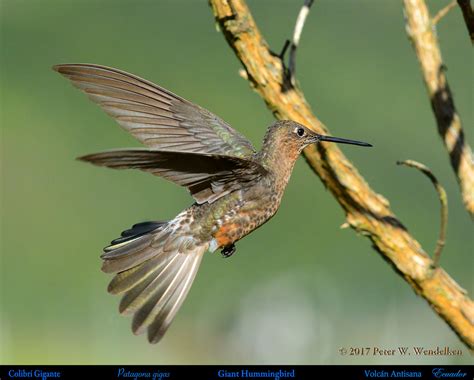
[79,149,267,204]
[53,63,256,158]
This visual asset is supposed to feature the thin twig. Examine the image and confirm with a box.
[404,0,474,217]
[432,0,457,25]
[279,39,290,59]
[457,0,474,43]
[288,0,315,86]
[210,0,474,350]
[397,160,448,268]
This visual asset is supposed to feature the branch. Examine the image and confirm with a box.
[397,160,448,268]
[404,0,474,217]
[209,0,474,349]
[432,0,456,25]
[288,0,315,86]
[457,0,474,43]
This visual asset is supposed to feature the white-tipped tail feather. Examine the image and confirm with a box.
[103,212,207,343]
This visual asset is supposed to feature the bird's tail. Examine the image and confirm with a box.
[102,210,207,343]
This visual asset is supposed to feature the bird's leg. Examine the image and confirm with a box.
[221,244,236,258]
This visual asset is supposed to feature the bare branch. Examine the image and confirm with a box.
[288,0,315,86]
[210,0,474,349]
[457,0,474,43]
[404,0,474,217]
[432,0,457,25]
[397,160,448,268]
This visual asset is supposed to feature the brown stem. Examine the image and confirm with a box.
[457,0,474,43]
[209,0,474,349]
[404,0,474,217]
[397,160,448,268]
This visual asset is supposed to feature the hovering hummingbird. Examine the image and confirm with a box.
[54,64,371,343]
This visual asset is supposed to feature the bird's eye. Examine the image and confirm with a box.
[295,127,305,137]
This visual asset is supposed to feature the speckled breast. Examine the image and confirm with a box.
[207,185,282,251]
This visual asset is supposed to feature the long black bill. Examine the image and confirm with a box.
[317,134,372,147]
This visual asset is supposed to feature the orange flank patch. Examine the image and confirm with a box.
[214,224,238,247]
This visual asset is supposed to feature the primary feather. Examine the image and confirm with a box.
[53,64,256,158]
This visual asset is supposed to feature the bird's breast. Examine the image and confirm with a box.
[207,185,282,250]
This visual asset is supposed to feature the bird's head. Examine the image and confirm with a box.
[267,120,372,154]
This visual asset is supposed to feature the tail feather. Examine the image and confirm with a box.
[108,252,170,295]
[147,252,203,343]
[102,242,159,273]
[103,234,151,257]
[119,253,185,315]
[101,228,172,273]
[110,221,166,245]
[101,212,208,343]
[131,253,192,335]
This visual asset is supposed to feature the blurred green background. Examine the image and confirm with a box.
[1,0,472,365]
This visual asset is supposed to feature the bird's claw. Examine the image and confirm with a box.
[221,244,236,258]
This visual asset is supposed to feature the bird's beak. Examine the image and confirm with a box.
[312,134,372,147]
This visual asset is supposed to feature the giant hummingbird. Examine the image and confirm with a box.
[54,64,371,343]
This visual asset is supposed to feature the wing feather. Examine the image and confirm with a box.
[54,63,256,158]
[79,149,266,204]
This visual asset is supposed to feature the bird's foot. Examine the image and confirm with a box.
[221,244,236,258]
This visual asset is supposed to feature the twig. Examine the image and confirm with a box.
[210,0,474,350]
[397,160,448,268]
[404,0,474,217]
[457,0,474,43]
[279,39,290,59]
[432,0,457,25]
[288,0,315,86]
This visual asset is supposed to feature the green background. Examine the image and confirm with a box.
[1,0,472,364]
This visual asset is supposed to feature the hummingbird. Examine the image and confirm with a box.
[54,63,371,343]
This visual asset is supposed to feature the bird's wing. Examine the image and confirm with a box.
[79,149,267,204]
[54,64,256,158]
